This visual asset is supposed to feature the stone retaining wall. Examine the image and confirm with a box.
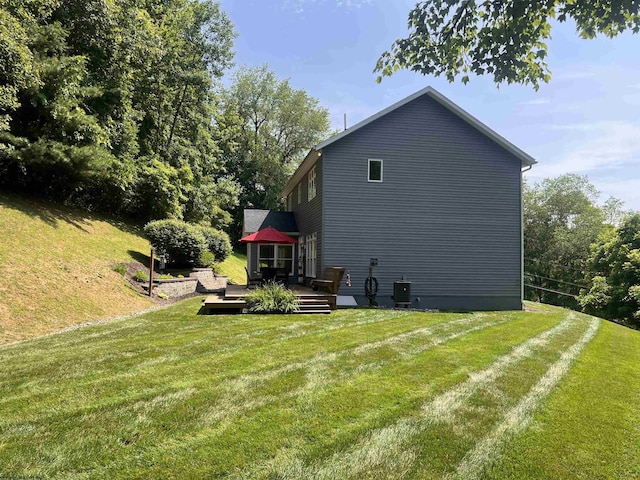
[189,269,227,293]
[151,269,228,298]
[153,278,198,298]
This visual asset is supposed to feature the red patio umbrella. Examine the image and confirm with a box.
[239,226,297,244]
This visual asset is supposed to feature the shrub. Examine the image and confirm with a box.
[134,270,149,282]
[200,251,216,268]
[196,226,231,263]
[144,219,207,266]
[112,264,126,276]
[245,282,299,314]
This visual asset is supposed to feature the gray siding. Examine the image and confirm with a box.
[322,95,522,310]
[248,244,258,276]
[292,158,323,279]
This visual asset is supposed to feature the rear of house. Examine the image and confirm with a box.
[255,86,535,310]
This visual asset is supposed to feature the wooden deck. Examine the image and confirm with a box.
[202,284,336,314]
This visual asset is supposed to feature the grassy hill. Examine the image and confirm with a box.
[0,301,637,479]
[0,193,156,344]
[217,250,247,285]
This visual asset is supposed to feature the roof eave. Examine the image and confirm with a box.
[281,149,321,196]
[424,88,537,167]
[281,86,537,198]
[314,85,537,168]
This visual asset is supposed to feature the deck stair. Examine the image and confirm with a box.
[202,285,334,314]
[296,296,331,314]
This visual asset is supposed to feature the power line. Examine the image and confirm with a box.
[524,257,585,275]
[524,273,588,290]
[524,284,577,298]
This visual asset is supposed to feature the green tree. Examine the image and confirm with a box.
[580,213,640,327]
[219,65,331,238]
[524,174,608,307]
[375,1,640,88]
[0,0,238,225]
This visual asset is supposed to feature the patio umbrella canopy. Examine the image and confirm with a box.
[239,226,297,244]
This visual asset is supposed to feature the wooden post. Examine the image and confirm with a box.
[149,247,155,297]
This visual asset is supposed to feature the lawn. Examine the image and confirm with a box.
[0,301,638,479]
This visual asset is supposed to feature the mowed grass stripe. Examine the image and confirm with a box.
[0,309,499,418]
[452,316,600,480]
[135,315,563,480]
[486,317,640,479]
[426,313,579,423]
[0,305,429,385]
[17,312,520,478]
[256,312,580,480]
[186,313,512,425]
[0,308,417,399]
[8,306,619,480]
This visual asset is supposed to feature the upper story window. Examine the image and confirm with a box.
[308,166,317,200]
[368,159,383,182]
[297,183,302,204]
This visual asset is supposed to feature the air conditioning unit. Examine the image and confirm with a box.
[393,278,411,308]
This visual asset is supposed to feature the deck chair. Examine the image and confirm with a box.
[245,267,262,288]
[311,267,346,294]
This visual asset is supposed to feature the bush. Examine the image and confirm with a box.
[112,264,126,276]
[144,219,207,266]
[200,251,216,268]
[245,282,299,314]
[196,226,231,263]
[134,270,149,282]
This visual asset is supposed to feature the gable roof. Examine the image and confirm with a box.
[243,209,298,235]
[282,86,536,196]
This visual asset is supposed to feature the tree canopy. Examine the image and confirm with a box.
[219,65,331,239]
[375,1,640,88]
[580,213,640,327]
[0,0,238,225]
[524,174,608,308]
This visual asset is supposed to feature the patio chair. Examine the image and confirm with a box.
[245,267,262,288]
[311,267,346,294]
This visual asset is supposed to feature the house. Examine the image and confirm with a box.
[243,86,536,310]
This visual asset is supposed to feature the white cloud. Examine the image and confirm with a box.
[527,121,640,210]
[284,0,371,13]
[592,177,640,212]
[522,98,551,106]
[532,121,640,176]
[553,69,597,81]
[546,123,601,131]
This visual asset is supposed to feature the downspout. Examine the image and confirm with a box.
[520,164,532,309]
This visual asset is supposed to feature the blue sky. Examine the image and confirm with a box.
[220,0,640,211]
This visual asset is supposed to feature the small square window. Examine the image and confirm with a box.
[368,159,383,182]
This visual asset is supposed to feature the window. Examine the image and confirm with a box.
[259,244,294,275]
[297,183,302,204]
[368,159,383,182]
[305,232,317,278]
[276,245,293,273]
[258,245,275,269]
[298,236,304,278]
[308,166,316,200]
